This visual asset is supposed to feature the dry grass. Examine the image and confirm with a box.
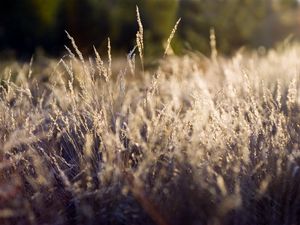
[1,33,300,225]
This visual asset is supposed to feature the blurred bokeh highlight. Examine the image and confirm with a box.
[0,0,300,58]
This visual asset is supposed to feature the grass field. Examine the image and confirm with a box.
[1,29,300,225]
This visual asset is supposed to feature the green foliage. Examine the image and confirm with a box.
[0,0,64,55]
[108,0,138,49]
[31,0,62,28]
[178,0,274,54]
[0,0,299,56]
[141,0,178,55]
[60,0,178,55]
[64,0,110,51]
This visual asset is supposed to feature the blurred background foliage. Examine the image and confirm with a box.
[0,0,299,58]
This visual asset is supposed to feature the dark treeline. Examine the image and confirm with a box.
[0,0,299,58]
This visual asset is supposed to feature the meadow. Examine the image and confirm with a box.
[1,17,300,225]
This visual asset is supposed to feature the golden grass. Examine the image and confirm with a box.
[1,32,300,225]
